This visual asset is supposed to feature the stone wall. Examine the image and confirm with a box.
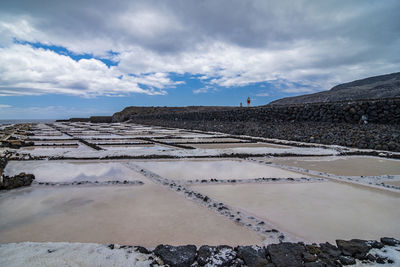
[125,98,400,152]
[127,98,400,125]
[89,116,112,123]
[117,238,399,266]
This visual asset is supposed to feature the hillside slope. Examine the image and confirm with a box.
[269,72,400,105]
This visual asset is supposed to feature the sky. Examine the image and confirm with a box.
[0,0,399,119]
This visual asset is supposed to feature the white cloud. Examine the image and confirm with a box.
[0,0,399,97]
[255,92,269,97]
[193,85,215,94]
[0,105,115,119]
[282,88,316,94]
[0,44,180,97]
[0,104,12,108]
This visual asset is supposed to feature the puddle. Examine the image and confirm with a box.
[269,156,400,176]
[0,185,263,246]
[4,160,148,183]
[135,159,308,180]
[189,142,290,149]
[191,181,400,243]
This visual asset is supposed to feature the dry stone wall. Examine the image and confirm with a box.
[126,98,400,125]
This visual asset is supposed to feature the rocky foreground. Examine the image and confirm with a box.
[1,238,399,267]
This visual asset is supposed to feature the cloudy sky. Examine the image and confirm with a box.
[0,0,399,119]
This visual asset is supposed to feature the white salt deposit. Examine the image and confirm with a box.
[0,242,154,267]
[4,160,148,183]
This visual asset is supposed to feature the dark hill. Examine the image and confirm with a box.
[112,106,236,122]
[269,72,400,105]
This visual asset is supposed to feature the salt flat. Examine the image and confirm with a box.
[1,121,400,249]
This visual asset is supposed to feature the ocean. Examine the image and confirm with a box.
[0,119,55,125]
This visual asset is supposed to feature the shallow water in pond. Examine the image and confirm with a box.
[135,159,308,180]
[99,144,177,152]
[0,185,263,246]
[191,181,400,243]
[268,156,400,176]
[157,138,246,143]
[189,142,290,149]
[4,160,147,183]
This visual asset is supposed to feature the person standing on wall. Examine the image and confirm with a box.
[247,97,251,107]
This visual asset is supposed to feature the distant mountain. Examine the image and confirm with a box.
[269,72,400,105]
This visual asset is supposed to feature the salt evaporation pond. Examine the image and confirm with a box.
[156,137,246,143]
[189,142,290,149]
[191,181,400,243]
[135,159,308,180]
[269,156,400,176]
[4,160,148,183]
[99,144,177,152]
[0,184,263,246]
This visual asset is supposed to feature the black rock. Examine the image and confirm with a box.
[0,173,35,190]
[237,246,269,267]
[369,240,384,249]
[336,239,371,259]
[302,252,318,263]
[376,256,387,264]
[304,262,326,267]
[267,242,305,267]
[366,254,376,262]
[197,245,236,267]
[380,237,400,246]
[319,242,341,258]
[339,255,356,265]
[154,245,197,267]
[135,246,151,254]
